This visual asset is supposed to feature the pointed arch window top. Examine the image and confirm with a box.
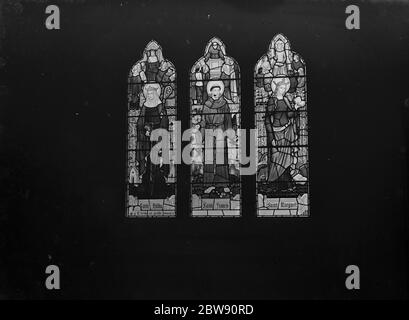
[255,33,306,80]
[190,37,242,217]
[268,33,292,52]
[254,34,309,217]
[190,37,240,82]
[204,37,227,56]
[129,40,176,83]
[126,41,177,218]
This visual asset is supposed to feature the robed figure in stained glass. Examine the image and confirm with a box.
[255,34,309,217]
[127,40,177,218]
[190,37,241,217]
[201,80,232,183]
[264,77,304,190]
[129,41,176,108]
[136,83,169,198]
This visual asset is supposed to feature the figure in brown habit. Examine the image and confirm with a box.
[200,80,232,184]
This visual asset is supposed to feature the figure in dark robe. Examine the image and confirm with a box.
[136,83,170,198]
[200,81,232,184]
[255,67,264,88]
[292,54,305,88]
[143,42,164,82]
[204,41,225,62]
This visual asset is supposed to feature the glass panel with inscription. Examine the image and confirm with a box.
[255,34,309,217]
[190,37,241,217]
[126,40,177,217]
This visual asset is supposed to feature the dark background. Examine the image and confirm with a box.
[0,0,408,299]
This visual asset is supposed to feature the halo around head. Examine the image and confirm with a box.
[206,80,225,95]
[271,77,290,94]
[143,83,161,97]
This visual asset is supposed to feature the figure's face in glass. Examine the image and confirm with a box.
[294,55,299,62]
[212,42,218,49]
[210,87,222,100]
[277,84,286,95]
[147,90,155,100]
[192,115,201,124]
[275,40,284,51]
[149,50,156,57]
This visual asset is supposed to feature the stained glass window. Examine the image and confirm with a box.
[190,37,241,217]
[126,40,177,218]
[255,34,309,217]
